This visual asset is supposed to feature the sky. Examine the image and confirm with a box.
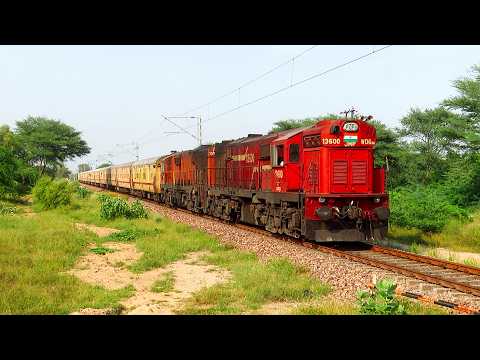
[1,45,479,171]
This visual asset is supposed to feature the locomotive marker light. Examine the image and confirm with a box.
[343,122,359,132]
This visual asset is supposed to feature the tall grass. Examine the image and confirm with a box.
[388,209,480,253]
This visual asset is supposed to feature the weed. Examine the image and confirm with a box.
[150,272,175,293]
[76,186,92,199]
[107,229,138,242]
[426,248,438,258]
[105,304,125,315]
[127,200,148,219]
[464,258,480,267]
[357,278,406,315]
[293,301,358,315]
[90,247,116,255]
[409,242,420,254]
[0,202,16,216]
[98,194,148,220]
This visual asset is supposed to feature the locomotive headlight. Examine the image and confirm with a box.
[319,197,326,203]
[373,197,381,203]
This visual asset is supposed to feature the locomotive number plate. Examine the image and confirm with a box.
[321,138,341,145]
[360,138,375,145]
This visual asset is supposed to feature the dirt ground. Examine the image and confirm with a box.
[69,239,231,315]
[75,223,120,237]
[70,223,327,315]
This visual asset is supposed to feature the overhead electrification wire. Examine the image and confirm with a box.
[178,45,320,116]
[199,45,392,125]
[98,45,392,164]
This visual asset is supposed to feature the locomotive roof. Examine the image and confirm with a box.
[110,161,134,168]
[131,156,163,166]
[272,126,311,142]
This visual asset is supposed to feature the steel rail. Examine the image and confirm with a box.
[370,245,480,276]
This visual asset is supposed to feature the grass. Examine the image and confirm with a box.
[388,209,480,254]
[90,247,116,255]
[0,192,453,315]
[291,298,447,315]
[292,300,358,315]
[0,210,134,314]
[177,251,331,314]
[150,272,175,293]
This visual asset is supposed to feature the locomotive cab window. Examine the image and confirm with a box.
[289,143,299,163]
[272,144,285,167]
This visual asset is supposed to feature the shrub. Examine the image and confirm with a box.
[76,186,92,199]
[0,202,16,215]
[107,229,139,242]
[98,194,148,220]
[390,185,470,232]
[32,176,76,210]
[442,154,480,207]
[357,279,406,315]
[127,200,148,219]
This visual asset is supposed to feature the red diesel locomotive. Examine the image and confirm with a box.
[80,116,389,243]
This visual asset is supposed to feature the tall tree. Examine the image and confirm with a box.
[15,116,90,176]
[398,107,466,184]
[442,64,480,151]
[0,145,19,198]
[0,124,38,195]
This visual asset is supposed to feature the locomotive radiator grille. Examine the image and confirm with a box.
[352,160,367,184]
[333,160,348,184]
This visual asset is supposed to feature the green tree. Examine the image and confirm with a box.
[269,114,342,133]
[0,145,19,198]
[442,64,480,151]
[15,116,90,176]
[0,124,38,196]
[398,107,465,184]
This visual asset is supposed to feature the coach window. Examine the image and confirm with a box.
[289,143,299,163]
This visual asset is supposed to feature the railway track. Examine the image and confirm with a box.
[85,184,480,314]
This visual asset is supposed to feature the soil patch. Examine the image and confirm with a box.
[75,223,120,237]
[244,302,299,315]
[69,243,230,315]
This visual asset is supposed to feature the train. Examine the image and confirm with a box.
[79,116,389,243]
